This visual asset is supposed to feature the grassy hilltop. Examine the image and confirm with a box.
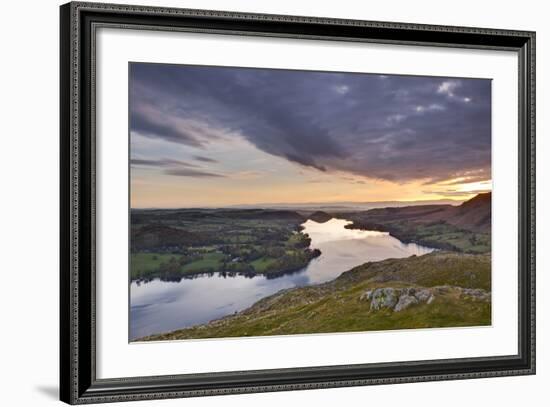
[140,251,491,341]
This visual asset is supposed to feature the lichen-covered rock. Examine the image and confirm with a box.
[359,290,373,302]
[394,294,419,312]
[461,288,491,302]
[414,289,432,302]
[433,285,452,295]
[405,287,416,296]
[361,285,490,313]
[369,288,399,310]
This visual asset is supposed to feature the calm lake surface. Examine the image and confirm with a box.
[130,218,434,340]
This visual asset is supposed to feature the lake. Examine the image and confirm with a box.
[130,218,434,340]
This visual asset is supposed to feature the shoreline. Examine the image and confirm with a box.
[134,250,491,342]
[131,246,322,284]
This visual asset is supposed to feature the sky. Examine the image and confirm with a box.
[130,63,491,208]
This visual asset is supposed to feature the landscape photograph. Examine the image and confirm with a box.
[129,63,492,342]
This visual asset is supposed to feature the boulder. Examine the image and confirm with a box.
[369,288,399,310]
[434,285,452,295]
[461,288,491,302]
[414,289,432,302]
[394,294,419,312]
[408,287,416,296]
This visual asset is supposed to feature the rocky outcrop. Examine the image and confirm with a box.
[394,294,418,312]
[367,288,399,310]
[360,285,489,313]
[461,288,491,302]
[414,288,432,302]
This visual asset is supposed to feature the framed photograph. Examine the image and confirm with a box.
[60,2,535,404]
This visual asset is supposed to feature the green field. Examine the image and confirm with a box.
[250,257,278,272]
[130,253,182,280]
[403,222,491,253]
[130,209,320,282]
[181,253,226,273]
[345,219,491,254]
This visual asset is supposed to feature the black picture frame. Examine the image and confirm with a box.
[60,2,536,404]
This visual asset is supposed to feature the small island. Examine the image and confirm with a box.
[307,211,333,223]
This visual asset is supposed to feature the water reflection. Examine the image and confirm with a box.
[130,218,434,340]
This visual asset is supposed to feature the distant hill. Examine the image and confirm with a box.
[225,198,462,212]
[308,211,332,223]
[341,193,491,253]
[131,224,212,251]
[406,192,491,233]
[446,192,491,232]
[349,193,491,234]
[130,208,306,252]
[131,208,305,223]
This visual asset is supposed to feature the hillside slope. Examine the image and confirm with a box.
[342,193,491,253]
[445,192,491,232]
[139,251,490,341]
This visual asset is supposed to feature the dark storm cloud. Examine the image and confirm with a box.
[131,158,197,167]
[131,157,222,178]
[164,168,225,178]
[131,104,205,147]
[193,155,218,163]
[130,63,491,183]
